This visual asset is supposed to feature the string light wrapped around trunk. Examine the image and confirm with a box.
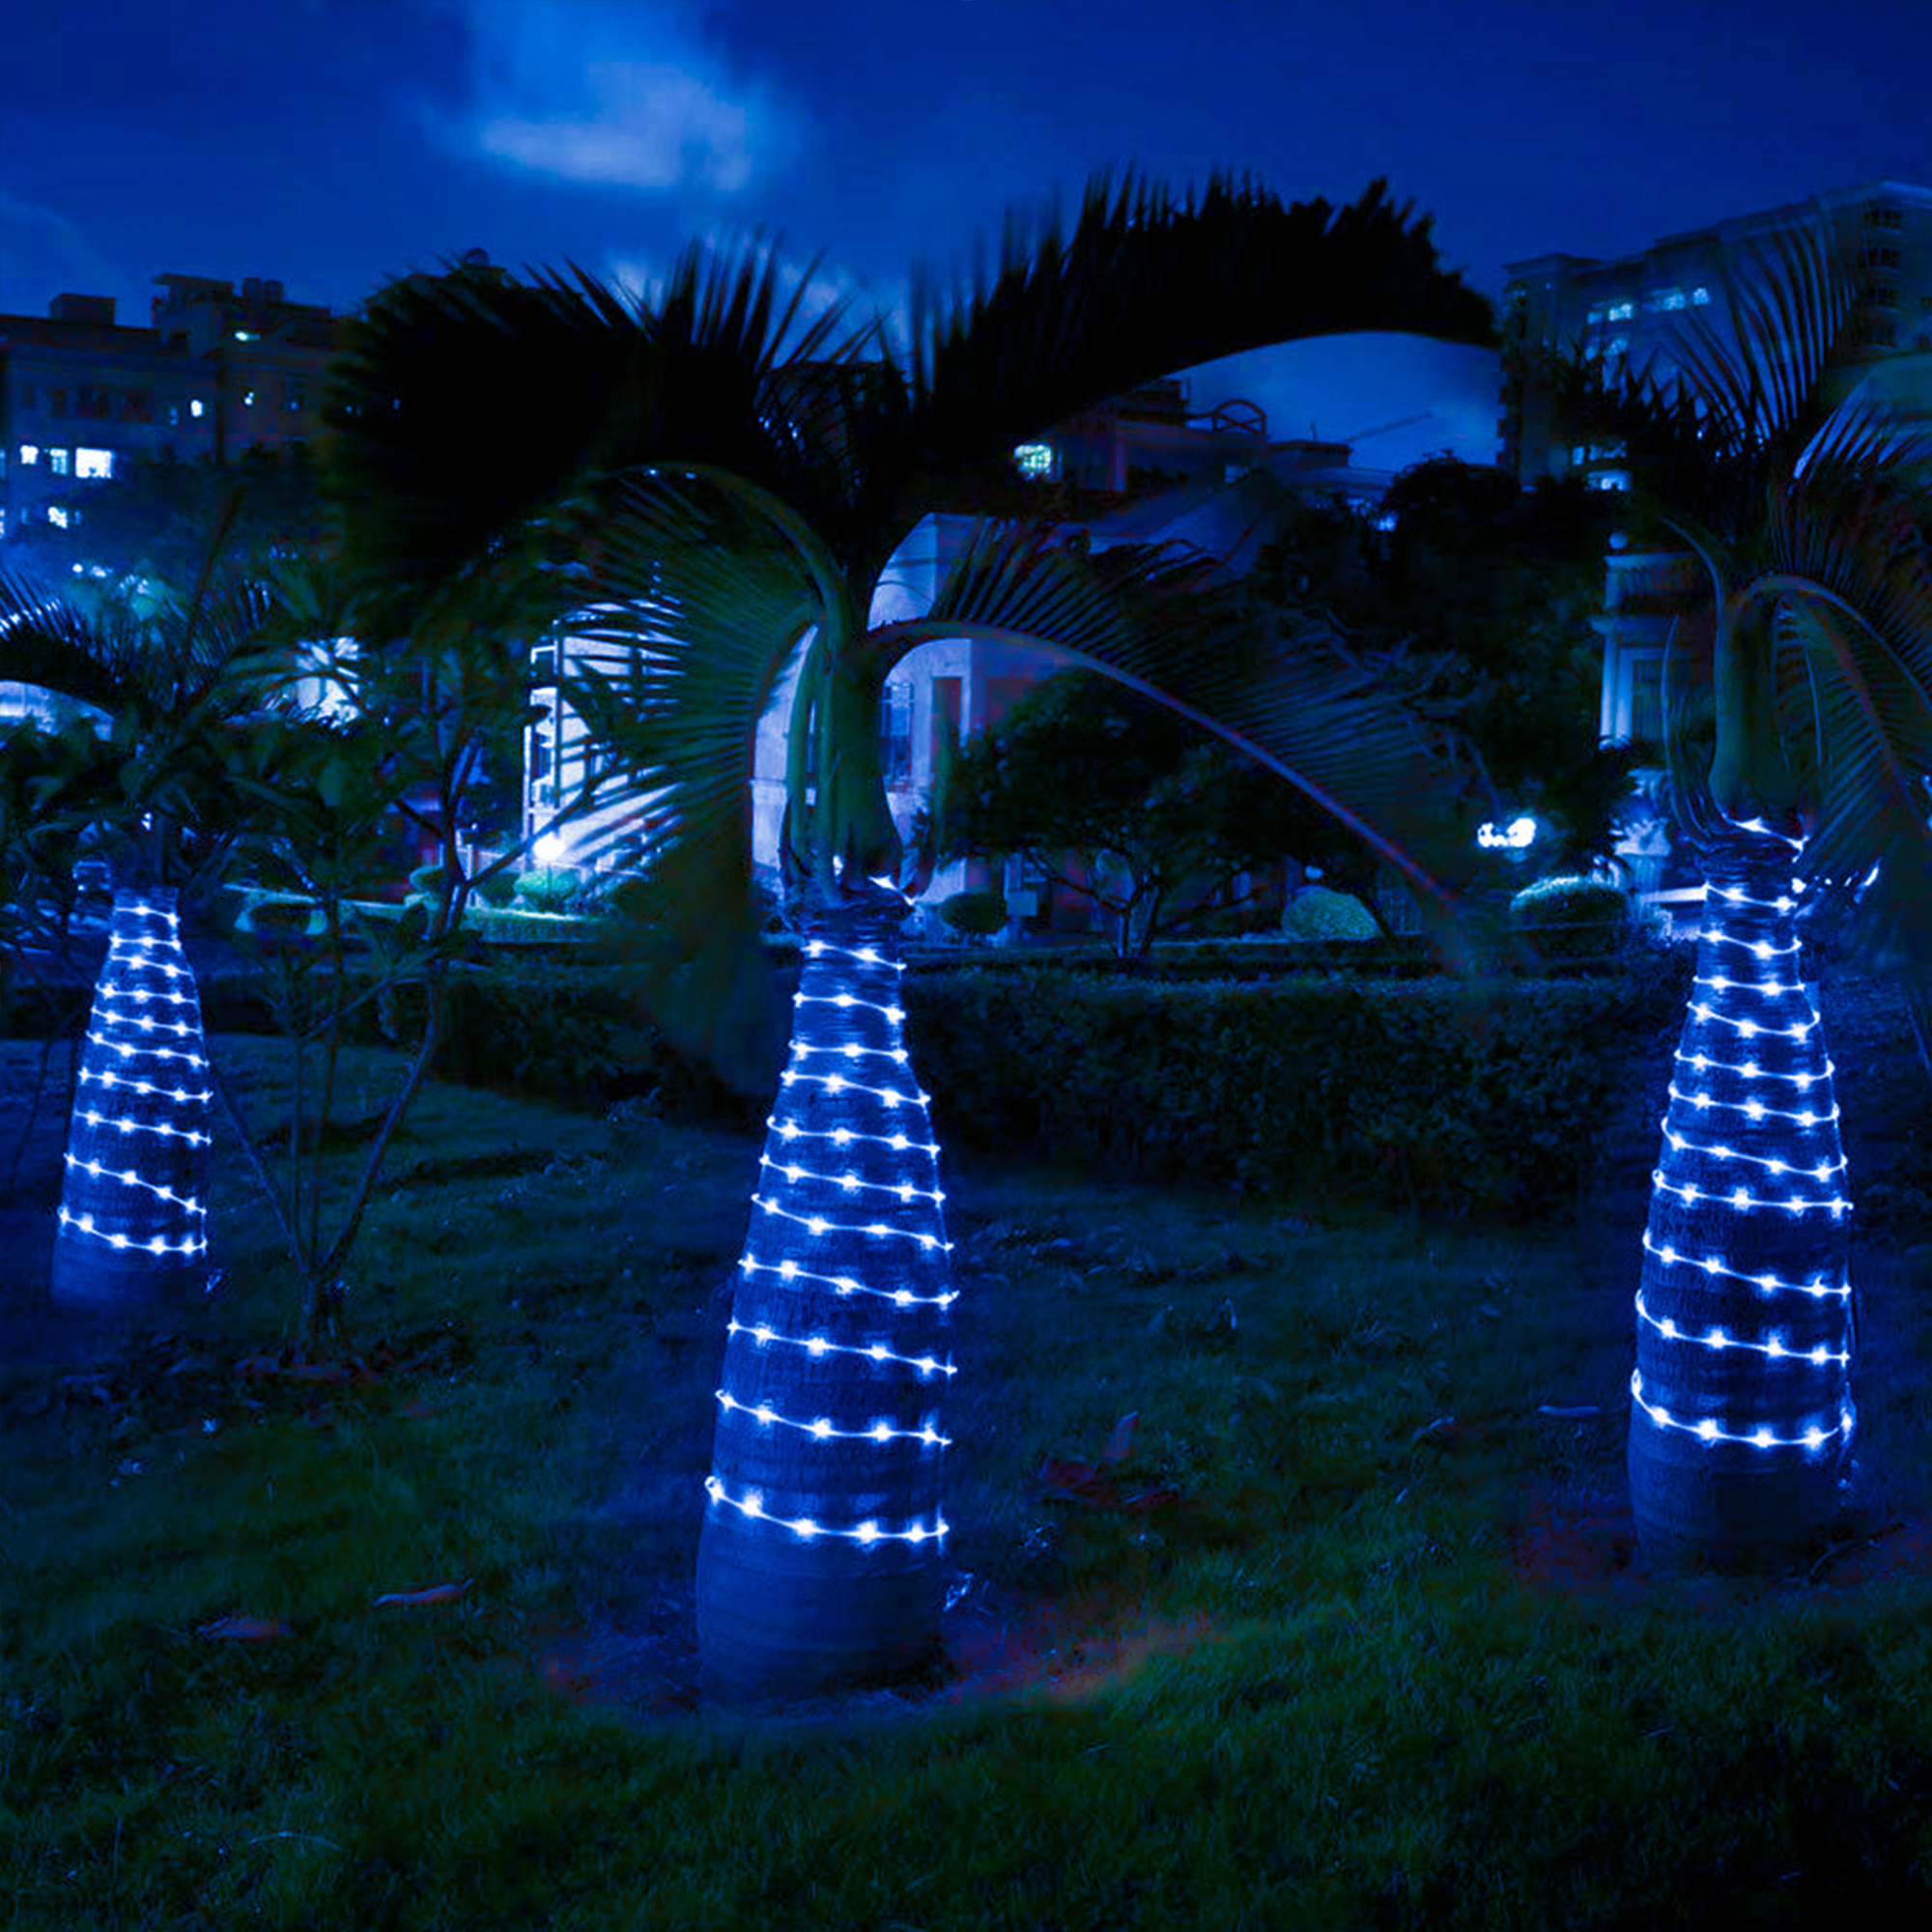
[1628,820,1855,1568]
[49,889,213,1311]
[696,878,956,1698]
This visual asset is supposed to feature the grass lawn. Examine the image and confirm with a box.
[4,983,1932,1930]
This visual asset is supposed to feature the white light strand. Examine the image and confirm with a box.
[1631,1370,1850,1453]
[84,1032,210,1070]
[1658,1122,1847,1181]
[767,1116,941,1158]
[1664,1082,1839,1127]
[737,1251,959,1310]
[778,1067,930,1108]
[1650,1171,1851,1216]
[758,1152,946,1206]
[1688,1001,1815,1041]
[57,1208,206,1259]
[801,938,907,972]
[726,1317,954,1378]
[94,1004,200,1037]
[715,1389,951,1446]
[750,1193,953,1252]
[76,1068,213,1105]
[789,1037,912,1068]
[1675,1048,1832,1089]
[703,1475,947,1546]
[62,1153,206,1216]
[73,1107,212,1148]
[1640,1230,1849,1301]
[794,991,907,1024]
[1634,1291,1848,1366]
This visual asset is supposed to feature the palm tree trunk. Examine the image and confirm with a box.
[49,890,213,1311]
[696,879,955,1698]
[1628,820,1855,1568]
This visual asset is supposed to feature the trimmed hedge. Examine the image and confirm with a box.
[906,955,1693,1217]
[2,947,1697,1218]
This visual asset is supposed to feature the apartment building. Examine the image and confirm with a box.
[1498,180,1932,906]
[0,272,338,553]
[526,376,1395,929]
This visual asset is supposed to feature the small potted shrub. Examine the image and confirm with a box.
[512,867,581,915]
[938,890,1008,945]
[1508,873,1633,960]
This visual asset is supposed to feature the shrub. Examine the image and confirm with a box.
[906,958,1691,1217]
[408,863,448,897]
[938,890,1008,941]
[472,869,519,909]
[597,875,667,925]
[513,867,581,915]
[1280,885,1379,941]
[1510,874,1633,960]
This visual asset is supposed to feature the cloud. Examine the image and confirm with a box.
[604,234,907,355]
[427,0,794,195]
[0,189,137,317]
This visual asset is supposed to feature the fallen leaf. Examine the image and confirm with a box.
[372,1579,473,1607]
[198,1616,291,1640]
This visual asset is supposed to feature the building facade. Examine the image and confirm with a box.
[0,272,338,554]
[1498,180,1932,907]
[526,377,1397,933]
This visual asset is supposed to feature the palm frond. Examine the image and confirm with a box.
[899,176,1493,503]
[867,521,1482,943]
[541,471,825,1089]
[326,242,884,589]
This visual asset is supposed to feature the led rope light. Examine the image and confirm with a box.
[1629,823,1856,1561]
[1631,1371,1851,1453]
[715,1390,952,1446]
[699,879,959,1629]
[725,1316,954,1378]
[51,891,213,1306]
[1676,1048,1833,1087]
[1664,1083,1839,1127]
[767,1117,941,1157]
[758,1152,946,1205]
[737,1251,959,1310]
[72,1107,212,1148]
[1634,1292,1850,1365]
[1657,1122,1847,1180]
[704,1475,947,1546]
[1640,1230,1849,1300]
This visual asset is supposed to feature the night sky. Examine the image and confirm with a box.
[4,0,1929,469]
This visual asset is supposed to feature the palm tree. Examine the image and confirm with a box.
[327,174,1496,1696]
[0,557,267,1312]
[1554,230,1932,1568]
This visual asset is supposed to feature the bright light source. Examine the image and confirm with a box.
[1477,815,1538,850]
[533,832,567,865]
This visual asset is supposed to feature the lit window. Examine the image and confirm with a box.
[242,389,257,408]
[167,405,180,426]
[1012,442,1058,479]
[1591,469,1631,493]
[18,443,39,466]
[233,329,258,342]
[1691,286,1712,304]
[47,448,71,476]
[1608,300,1634,322]
[75,447,113,479]
[47,505,71,528]
[190,399,206,418]
[1661,290,1688,311]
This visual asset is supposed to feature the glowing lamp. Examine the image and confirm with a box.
[50,890,213,1310]
[696,878,955,1698]
[1476,815,1538,850]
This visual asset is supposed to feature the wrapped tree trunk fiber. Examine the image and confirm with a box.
[696,880,957,1699]
[49,889,213,1311]
[1628,821,1855,1569]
